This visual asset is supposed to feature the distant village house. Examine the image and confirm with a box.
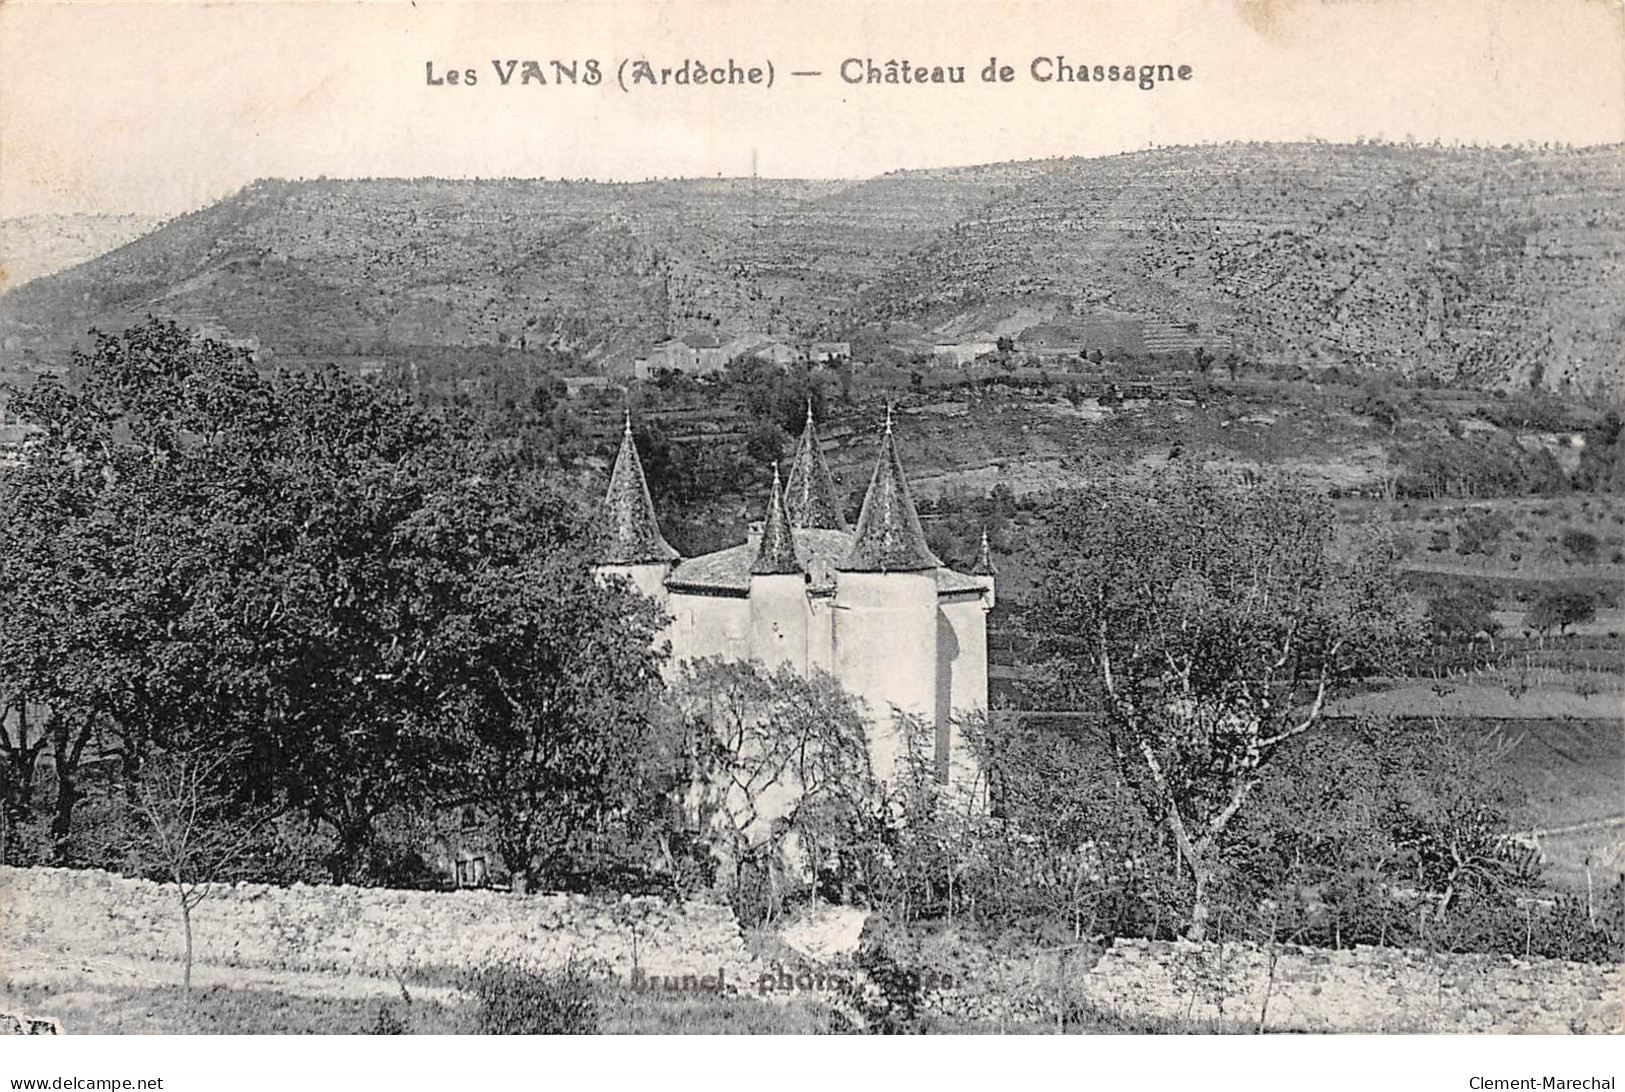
[932,340,998,366]
[809,341,851,364]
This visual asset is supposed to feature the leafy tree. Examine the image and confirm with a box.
[1382,723,1538,915]
[1234,718,1538,946]
[744,420,787,467]
[886,709,1169,938]
[1454,509,1512,556]
[1559,527,1600,563]
[0,698,48,835]
[1425,584,1502,642]
[0,319,668,886]
[1353,379,1405,433]
[1574,411,1623,493]
[1525,585,1597,636]
[1032,468,1415,939]
[168,369,485,881]
[441,479,668,892]
[0,321,260,854]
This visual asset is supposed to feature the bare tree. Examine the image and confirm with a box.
[1035,468,1414,940]
[128,746,267,989]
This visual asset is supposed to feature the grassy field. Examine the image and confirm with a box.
[0,979,474,1035]
[0,972,1249,1035]
[0,974,835,1035]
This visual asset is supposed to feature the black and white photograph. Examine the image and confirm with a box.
[0,0,1620,1081]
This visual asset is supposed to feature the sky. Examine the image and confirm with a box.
[1,0,1622,218]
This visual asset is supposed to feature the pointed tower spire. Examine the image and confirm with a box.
[750,464,802,576]
[598,415,678,564]
[839,414,942,573]
[783,400,850,532]
[972,528,997,576]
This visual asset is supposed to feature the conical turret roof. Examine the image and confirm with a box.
[838,410,942,573]
[750,464,803,576]
[783,402,850,532]
[598,415,678,565]
[972,528,997,576]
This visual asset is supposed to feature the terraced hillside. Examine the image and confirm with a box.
[0,170,1026,370]
[853,144,1625,394]
[3,144,1621,391]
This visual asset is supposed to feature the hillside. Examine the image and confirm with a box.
[854,144,1625,394]
[2,144,1621,392]
[0,170,1025,371]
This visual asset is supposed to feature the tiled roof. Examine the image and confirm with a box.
[666,529,981,597]
[839,414,941,573]
[783,406,850,532]
[749,465,803,576]
[596,418,678,565]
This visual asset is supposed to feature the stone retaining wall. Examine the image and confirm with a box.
[881,926,1620,1033]
[4,868,1617,1033]
[0,867,757,984]
[1082,938,1622,1033]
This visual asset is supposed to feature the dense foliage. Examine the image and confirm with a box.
[0,319,665,888]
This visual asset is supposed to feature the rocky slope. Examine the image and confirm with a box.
[856,144,1625,393]
[2,144,1620,392]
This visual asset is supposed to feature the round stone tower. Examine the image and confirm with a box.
[748,464,810,673]
[833,411,942,782]
[592,414,678,606]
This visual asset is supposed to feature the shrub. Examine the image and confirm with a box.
[466,964,598,1034]
[1455,510,1513,556]
[851,919,933,1034]
[1559,527,1601,563]
[369,1004,409,1035]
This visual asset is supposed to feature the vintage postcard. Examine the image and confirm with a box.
[0,0,1621,1084]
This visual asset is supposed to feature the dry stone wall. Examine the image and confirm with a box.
[4,868,1618,1033]
[882,926,1620,1033]
[0,867,757,984]
[1082,939,1622,1034]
